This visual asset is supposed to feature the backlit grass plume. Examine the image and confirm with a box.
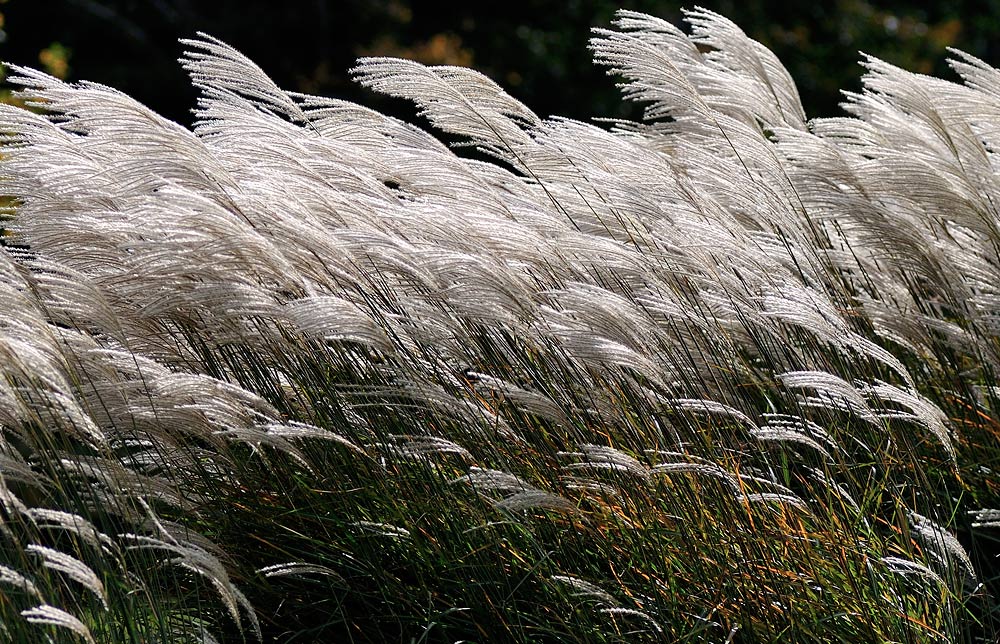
[0,7,999,642]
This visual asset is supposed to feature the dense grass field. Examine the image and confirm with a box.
[0,8,998,642]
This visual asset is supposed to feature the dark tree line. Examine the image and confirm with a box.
[3,0,1000,123]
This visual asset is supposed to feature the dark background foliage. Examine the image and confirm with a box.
[3,0,999,124]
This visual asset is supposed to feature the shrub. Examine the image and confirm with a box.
[0,8,997,643]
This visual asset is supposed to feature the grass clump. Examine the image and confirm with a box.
[0,7,998,643]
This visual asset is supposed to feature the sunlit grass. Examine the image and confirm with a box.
[0,7,997,643]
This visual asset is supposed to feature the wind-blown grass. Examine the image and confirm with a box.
[0,7,998,642]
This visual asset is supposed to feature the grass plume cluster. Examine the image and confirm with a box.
[0,7,999,642]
